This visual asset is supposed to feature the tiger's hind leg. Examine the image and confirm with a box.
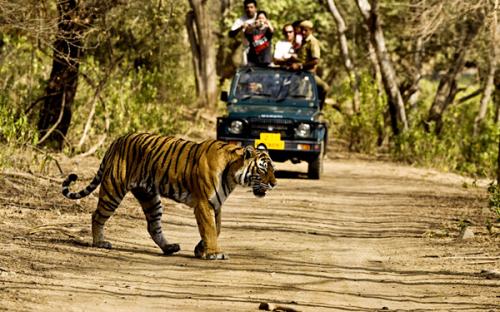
[92,188,124,249]
[131,188,180,255]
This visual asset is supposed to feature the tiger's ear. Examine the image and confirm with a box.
[244,145,256,159]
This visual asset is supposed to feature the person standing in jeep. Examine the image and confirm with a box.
[290,20,330,106]
[290,20,320,72]
[273,23,296,67]
[244,10,274,67]
[229,0,258,66]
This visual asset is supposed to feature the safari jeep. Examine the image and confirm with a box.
[217,66,328,179]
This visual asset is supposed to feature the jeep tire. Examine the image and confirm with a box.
[307,143,324,179]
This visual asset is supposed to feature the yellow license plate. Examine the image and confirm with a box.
[255,132,285,150]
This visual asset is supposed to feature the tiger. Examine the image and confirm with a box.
[62,133,276,260]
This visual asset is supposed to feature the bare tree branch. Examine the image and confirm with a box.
[37,89,66,145]
[356,0,408,134]
[326,0,361,113]
[473,0,498,136]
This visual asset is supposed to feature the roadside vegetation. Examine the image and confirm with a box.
[0,0,498,191]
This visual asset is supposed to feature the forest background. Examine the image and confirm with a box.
[0,0,499,200]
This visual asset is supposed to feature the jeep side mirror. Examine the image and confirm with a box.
[220,91,228,102]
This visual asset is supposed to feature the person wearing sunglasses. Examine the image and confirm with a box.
[273,24,296,66]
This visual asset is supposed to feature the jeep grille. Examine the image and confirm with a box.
[248,118,294,139]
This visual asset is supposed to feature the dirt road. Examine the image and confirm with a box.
[0,155,498,311]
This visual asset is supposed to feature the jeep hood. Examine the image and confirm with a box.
[228,104,319,120]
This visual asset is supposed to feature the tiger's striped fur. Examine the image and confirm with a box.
[62,133,276,260]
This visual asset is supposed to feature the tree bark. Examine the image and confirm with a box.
[364,8,386,146]
[356,0,408,135]
[366,35,383,97]
[495,71,500,124]
[37,0,82,150]
[426,14,482,134]
[186,0,219,109]
[404,37,424,114]
[326,0,360,113]
[496,62,500,185]
[473,0,498,136]
[498,136,500,185]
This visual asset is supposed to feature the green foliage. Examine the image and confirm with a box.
[392,85,498,178]
[0,103,38,145]
[81,65,191,134]
[0,34,44,146]
[0,0,497,185]
[0,34,41,167]
[67,61,195,154]
[330,70,499,180]
[392,122,461,171]
[0,1,197,158]
[332,72,387,153]
[487,182,500,218]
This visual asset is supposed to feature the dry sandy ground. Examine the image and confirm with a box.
[0,153,499,311]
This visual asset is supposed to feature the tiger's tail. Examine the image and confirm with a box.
[62,166,104,200]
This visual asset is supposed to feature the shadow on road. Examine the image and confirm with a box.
[275,170,308,180]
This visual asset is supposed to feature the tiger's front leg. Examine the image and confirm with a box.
[193,202,228,260]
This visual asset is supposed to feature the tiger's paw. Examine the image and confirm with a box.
[93,241,112,249]
[204,253,229,260]
[194,240,228,260]
[162,243,180,256]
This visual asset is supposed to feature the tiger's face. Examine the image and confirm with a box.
[241,146,277,198]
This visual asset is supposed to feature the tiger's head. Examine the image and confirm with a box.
[237,145,277,197]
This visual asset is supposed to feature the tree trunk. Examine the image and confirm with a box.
[498,136,500,185]
[366,35,383,97]
[37,0,82,150]
[496,70,500,185]
[186,0,219,109]
[365,13,385,146]
[426,14,482,134]
[495,71,500,124]
[404,37,424,114]
[473,0,498,137]
[356,0,408,135]
[327,0,360,113]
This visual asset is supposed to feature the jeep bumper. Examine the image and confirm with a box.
[217,136,322,163]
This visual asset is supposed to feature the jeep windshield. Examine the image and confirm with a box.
[233,68,316,103]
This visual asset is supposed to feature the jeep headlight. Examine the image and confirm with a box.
[228,120,244,134]
[295,123,311,138]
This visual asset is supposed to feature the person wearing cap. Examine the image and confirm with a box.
[291,20,320,72]
[290,20,329,107]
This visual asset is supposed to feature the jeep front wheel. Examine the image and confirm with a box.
[307,144,324,179]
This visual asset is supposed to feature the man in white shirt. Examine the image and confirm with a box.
[273,23,295,66]
[229,0,258,66]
